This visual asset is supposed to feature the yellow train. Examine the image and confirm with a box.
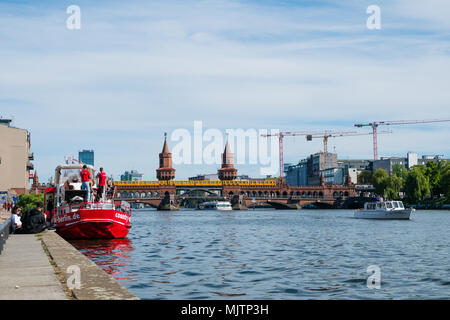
[113,180,277,187]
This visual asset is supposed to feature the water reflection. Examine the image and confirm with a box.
[70,209,450,299]
[70,238,135,282]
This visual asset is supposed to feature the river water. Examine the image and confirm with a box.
[70,209,450,300]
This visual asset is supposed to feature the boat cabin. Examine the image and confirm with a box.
[54,164,95,206]
[364,201,405,211]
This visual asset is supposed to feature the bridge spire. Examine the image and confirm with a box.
[157,133,175,180]
[218,139,237,180]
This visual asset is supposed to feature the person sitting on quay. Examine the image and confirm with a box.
[10,206,22,234]
[20,202,47,234]
[80,165,91,202]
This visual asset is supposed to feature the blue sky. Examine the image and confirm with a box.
[0,0,449,181]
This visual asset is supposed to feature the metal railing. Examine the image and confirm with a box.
[0,218,11,255]
[54,202,131,216]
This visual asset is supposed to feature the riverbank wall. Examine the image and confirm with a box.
[39,231,139,300]
[0,227,138,300]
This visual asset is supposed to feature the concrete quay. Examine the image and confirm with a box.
[40,231,138,300]
[0,234,68,300]
[0,230,138,300]
[0,208,10,224]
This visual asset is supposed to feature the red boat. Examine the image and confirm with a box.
[45,164,131,240]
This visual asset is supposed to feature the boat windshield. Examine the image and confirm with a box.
[398,202,404,208]
[366,203,376,210]
[376,203,385,209]
[60,169,81,185]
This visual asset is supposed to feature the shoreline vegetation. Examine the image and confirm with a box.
[358,161,450,208]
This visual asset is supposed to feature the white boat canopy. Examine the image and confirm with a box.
[55,164,95,184]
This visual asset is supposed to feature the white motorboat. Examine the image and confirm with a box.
[198,201,233,211]
[354,201,414,220]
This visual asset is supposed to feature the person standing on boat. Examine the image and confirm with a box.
[96,167,107,201]
[80,165,91,202]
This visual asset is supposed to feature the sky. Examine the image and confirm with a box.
[0,0,449,182]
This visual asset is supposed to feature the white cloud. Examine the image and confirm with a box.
[0,0,449,180]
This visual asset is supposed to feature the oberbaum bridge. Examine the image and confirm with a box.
[112,137,357,210]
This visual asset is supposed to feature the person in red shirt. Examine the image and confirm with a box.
[96,167,107,200]
[80,165,91,202]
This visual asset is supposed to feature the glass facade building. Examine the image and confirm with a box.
[79,149,94,166]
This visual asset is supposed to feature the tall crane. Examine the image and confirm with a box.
[354,119,450,160]
[306,131,392,154]
[261,130,357,183]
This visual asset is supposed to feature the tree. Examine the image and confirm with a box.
[358,170,373,184]
[440,162,450,202]
[386,174,403,200]
[426,160,450,197]
[372,169,389,197]
[16,193,44,211]
[392,164,408,182]
[404,167,430,203]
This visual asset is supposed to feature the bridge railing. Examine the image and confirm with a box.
[113,179,277,187]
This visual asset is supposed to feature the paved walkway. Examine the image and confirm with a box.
[0,208,10,224]
[0,234,68,300]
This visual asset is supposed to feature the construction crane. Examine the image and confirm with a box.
[306,131,392,154]
[261,130,358,183]
[354,119,450,160]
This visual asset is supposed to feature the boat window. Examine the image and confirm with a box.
[398,202,404,208]
[376,203,385,209]
[60,169,82,185]
[386,202,393,209]
[393,202,399,208]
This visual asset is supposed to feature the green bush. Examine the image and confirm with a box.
[16,193,45,211]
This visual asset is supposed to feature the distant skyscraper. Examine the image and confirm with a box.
[79,149,94,166]
[120,170,143,181]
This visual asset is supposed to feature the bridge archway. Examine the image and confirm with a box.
[180,189,219,197]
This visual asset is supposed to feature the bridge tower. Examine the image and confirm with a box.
[156,133,175,180]
[218,140,237,180]
[32,171,39,192]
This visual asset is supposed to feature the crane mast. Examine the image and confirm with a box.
[355,119,450,160]
[261,130,358,183]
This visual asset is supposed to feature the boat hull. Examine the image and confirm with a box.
[53,208,131,240]
[354,209,413,220]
